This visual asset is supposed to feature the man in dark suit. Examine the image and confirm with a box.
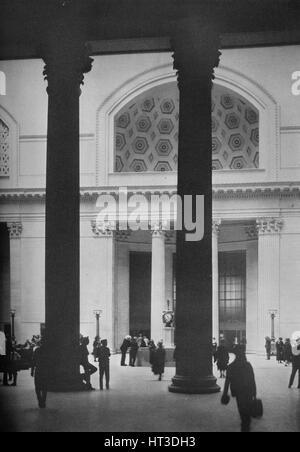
[129,337,139,367]
[120,335,131,366]
[97,339,111,391]
[221,345,257,432]
[31,341,48,409]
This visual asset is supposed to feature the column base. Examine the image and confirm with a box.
[169,374,220,394]
[47,373,88,393]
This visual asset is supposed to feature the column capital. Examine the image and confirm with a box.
[151,222,167,238]
[42,34,93,97]
[171,19,221,88]
[256,218,284,235]
[212,219,222,236]
[245,225,258,240]
[91,220,114,238]
[7,222,23,239]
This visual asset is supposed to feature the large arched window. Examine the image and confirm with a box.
[114,82,259,173]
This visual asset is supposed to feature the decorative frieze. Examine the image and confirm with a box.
[256,218,284,235]
[7,222,23,239]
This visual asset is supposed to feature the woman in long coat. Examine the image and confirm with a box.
[152,341,166,381]
[215,340,230,378]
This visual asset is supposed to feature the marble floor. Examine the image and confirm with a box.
[0,354,299,432]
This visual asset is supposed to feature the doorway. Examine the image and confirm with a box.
[219,250,246,348]
[129,252,151,339]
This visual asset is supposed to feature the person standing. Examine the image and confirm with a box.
[276,338,284,364]
[31,341,48,409]
[212,338,218,362]
[215,339,230,379]
[92,336,100,363]
[129,337,139,367]
[97,339,111,391]
[265,337,272,360]
[284,338,293,367]
[120,335,131,366]
[79,336,97,390]
[2,334,13,386]
[221,346,258,433]
[151,341,166,381]
[149,340,156,366]
[288,337,300,389]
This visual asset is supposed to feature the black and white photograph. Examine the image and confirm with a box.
[0,0,300,435]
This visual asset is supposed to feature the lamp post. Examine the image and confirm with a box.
[10,309,16,340]
[93,310,102,339]
[269,309,278,340]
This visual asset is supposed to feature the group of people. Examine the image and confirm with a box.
[0,333,41,387]
[265,336,300,388]
[265,336,294,366]
[120,334,166,381]
[80,335,111,392]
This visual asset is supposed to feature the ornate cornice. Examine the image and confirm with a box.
[1,183,300,201]
[7,222,23,239]
[256,218,284,235]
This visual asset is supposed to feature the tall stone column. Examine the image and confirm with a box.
[257,218,283,352]
[7,222,22,341]
[42,31,93,391]
[169,21,221,394]
[115,231,131,350]
[151,224,166,342]
[212,220,221,342]
[91,221,115,350]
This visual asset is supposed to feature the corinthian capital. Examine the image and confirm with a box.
[212,219,221,236]
[42,30,93,96]
[256,218,284,235]
[172,19,221,87]
[7,222,23,239]
[91,220,114,238]
[151,222,167,238]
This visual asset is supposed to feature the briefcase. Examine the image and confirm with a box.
[251,398,263,419]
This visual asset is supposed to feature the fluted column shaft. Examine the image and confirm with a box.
[257,218,283,351]
[151,226,166,342]
[7,222,23,341]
